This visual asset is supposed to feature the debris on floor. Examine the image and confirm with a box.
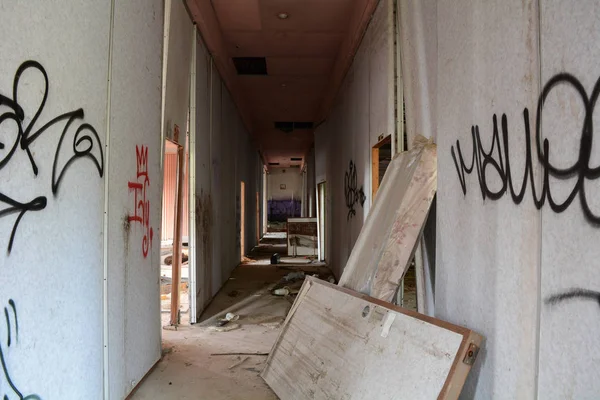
[228,356,250,370]
[163,252,189,265]
[208,323,240,332]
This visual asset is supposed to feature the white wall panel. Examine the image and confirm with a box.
[0,2,110,398]
[436,1,541,398]
[106,0,164,398]
[313,0,393,278]
[537,1,600,398]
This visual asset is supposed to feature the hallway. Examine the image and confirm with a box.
[132,233,332,399]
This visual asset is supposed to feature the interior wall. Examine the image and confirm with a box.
[106,0,164,398]
[0,2,109,398]
[314,0,394,277]
[204,59,262,301]
[193,31,213,314]
[267,167,303,222]
[537,2,600,397]
[267,168,303,200]
[436,0,600,398]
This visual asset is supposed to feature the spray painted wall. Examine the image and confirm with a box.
[436,0,600,398]
[106,0,164,398]
[0,0,163,398]
[314,0,394,277]
[0,2,109,398]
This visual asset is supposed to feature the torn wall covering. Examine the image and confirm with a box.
[314,0,394,278]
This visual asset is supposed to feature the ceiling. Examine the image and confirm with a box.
[187,0,379,167]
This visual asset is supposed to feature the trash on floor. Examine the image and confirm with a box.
[270,253,281,264]
[261,277,483,400]
[208,323,240,332]
[164,252,189,265]
[282,271,305,282]
[228,356,250,370]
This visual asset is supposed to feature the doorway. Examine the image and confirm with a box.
[240,181,246,261]
[371,135,392,199]
[316,182,327,262]
[160,135,190,326]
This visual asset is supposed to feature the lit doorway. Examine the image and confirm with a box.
[160,135,189,326]
[316,182,326,262]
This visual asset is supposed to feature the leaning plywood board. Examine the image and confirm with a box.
[262,277,482,400]
[338,136,436,301]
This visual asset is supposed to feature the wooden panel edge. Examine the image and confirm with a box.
[261,279,313,380]
[438,331,484,400]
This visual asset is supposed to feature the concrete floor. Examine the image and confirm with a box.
[131,233,332,400]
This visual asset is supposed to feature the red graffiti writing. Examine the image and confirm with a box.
[128,145,153,258]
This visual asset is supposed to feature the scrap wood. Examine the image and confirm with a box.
[228,356,250,369]
[262,277,483,400]
[338,136,437,302]
[211,352,269,356]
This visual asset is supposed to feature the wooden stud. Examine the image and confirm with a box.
[170,143,185,326]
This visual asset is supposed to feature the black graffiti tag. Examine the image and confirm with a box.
[450,73,600,225]
[344,160,365,221]
[1,299,41,399]
[0,60,104,254]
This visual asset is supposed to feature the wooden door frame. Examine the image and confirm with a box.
[371,135,392,199]
[166,133,185,326]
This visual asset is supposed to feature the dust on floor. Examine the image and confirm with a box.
[131,234,332,400]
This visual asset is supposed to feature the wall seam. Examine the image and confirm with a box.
[102,0,116,397]
[534,0,543,398]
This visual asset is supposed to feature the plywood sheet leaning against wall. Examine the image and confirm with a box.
[262,277,482,400]
[338,136,436,301]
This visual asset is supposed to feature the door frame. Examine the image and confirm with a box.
[371,135,392,199]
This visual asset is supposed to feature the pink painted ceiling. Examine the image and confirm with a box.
[187,0,378,167]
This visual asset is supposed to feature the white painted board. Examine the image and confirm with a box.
[338,138,436,301]
[262,277,482,400]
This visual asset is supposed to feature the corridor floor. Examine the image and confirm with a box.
[131,233,332,399]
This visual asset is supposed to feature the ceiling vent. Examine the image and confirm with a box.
[290,157,302,161]
[274,121,314,133]
[232,57,268,75]
[290,164,301,168]
[268,162,280,166]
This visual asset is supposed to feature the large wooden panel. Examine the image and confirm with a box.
[338,138,436,301]
[262,277,482,400]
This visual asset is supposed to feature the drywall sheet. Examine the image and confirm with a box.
[338,138,437,301]
[0,2,110,398]
[435,1,541,398]
[287,218,318,256]
[262,277,482,400]
[537,2,600,398]
[106,0,164,397]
